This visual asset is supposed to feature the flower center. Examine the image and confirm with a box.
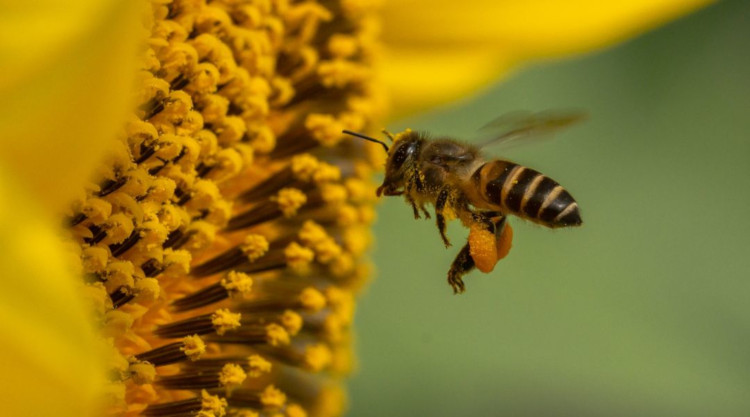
[68,1,383,415]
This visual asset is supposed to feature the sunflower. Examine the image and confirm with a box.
[0,0,709,416]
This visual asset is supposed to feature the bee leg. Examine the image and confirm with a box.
[405,194,421,219]
[420,204,431,219]
[447,242,474,294]
[472,212,496,233]
[492,215,507,238]
[435,188,451,247]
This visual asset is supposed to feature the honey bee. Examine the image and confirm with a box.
[343,111,584,294]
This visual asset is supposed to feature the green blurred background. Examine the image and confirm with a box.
[349,1,750,416]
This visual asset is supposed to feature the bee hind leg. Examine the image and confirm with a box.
[435,188,451,247]
[447,242,474,294]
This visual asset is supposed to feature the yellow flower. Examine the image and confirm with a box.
[0,0,709,416]
[381,0,712,115]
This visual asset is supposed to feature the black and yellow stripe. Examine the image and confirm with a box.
[481,160,581,228]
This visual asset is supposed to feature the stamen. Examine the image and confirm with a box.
[156,362,247,390]
[209,323,290,347]
[135,335,206,366]
[143,390,226,417]
[184,354,273,379]
[69,0,382,414]
[260,341,333,372]
[226,385,287,410]
[172,271,253,312]
[155,309,241,338]
[191,234,268,276]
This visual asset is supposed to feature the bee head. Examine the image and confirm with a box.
[377,131,423,196]
[340,129,423,197]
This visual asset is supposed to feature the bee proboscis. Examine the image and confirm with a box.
[343,111,584,294]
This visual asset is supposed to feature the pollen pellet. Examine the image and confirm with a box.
[496,224,514,261]
[468,223,499,273]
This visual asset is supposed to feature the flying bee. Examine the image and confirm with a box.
[343,111,585,294]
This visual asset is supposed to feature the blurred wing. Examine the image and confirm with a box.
[476,110,587,150]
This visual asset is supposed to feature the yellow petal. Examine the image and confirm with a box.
[0,164,107,417]
[0,0,145,213]
[381,0,713,115]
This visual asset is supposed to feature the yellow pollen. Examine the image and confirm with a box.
[320,183,348,205]
[128,361,156,385]
[260,385,287,409]
[219,363,247,389]
[181,335,207,361]
[270,77,294,106]
[140,220,169,248]
[211,309,242,335]
[280,310,303,336]
[298,221,328,245]
[299,287,327,312]
[329,253,355,278]
[201,389,228,417]
[69,0,383,414]
[323,315,345,343]
[326,288,355,323]
[328,34,359,58]
[162,248,192,278]
[133,277,160,303]
[336,205,359,227]
[468,223,499,273]
[104,310,134,337]
[344,178,372,203]
[119,169,152,196]
[205,199,233,227]
[186,180,221,212]
[317,60,369,88]
[241,234,270,261]
[290,154,321,181]
[304,344,333,372]
[358,205,377,224]
[82,283,110,317]
[145,177,176,204]
[304,114,345,147]
[106,192,142,223]
[392,127,413,144]
[314,385,347,417]
[284,242,315,274]
[312,238,343,264]
[184,221,217,251]
[81,246,108,274]
[265,323,291,347]
[211,148,245,181]
[271,188,307,217]
[329,344,356,376]
[342,227,372,256]
[286,404,308,417]
[313,162,342,183]
[247,355,272,378]
[157,203,186,232]
[81,198,112,223]
[101,213,134,245]
[221,271,253,299]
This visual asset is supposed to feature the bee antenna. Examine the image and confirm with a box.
[342,130,390,153]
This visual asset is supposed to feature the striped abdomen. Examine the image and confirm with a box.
[476,160,581,228]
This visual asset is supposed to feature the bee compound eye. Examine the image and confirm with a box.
[391,142,414,170]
